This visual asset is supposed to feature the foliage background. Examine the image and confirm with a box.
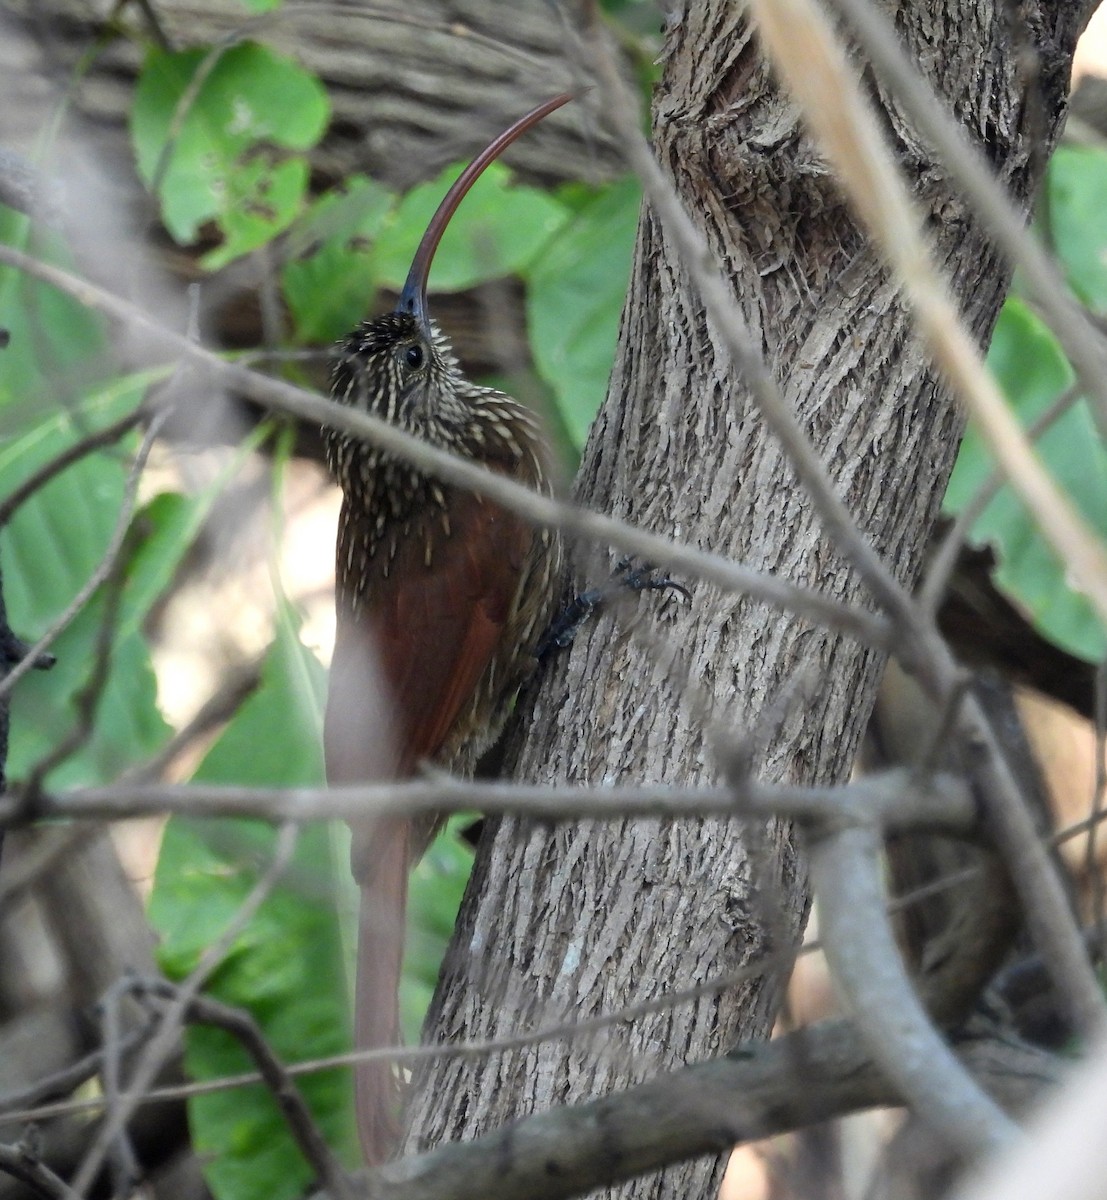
[1,9,1105,1199]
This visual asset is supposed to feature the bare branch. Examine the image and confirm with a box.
[118,656,264,785]
[130,979,358,1200]
[0,243,890,651]
[0,853,1060,1134]
[920,381,1084,617]
[0,1020,151,1117]
[363,1020,1055,1200]
[4,768,976,831]
[0,407,146,528]
[69,823,300,1195]
[809,822,1017,1158]
[0,410,166,703]
[0,1142,82,1200]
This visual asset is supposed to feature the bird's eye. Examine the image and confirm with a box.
[404,344,424,370]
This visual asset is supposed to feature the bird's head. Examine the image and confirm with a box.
[328,92,574,449]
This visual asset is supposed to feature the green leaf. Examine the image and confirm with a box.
[201,157,310,271]
[131,43,329,264]
[1047,146,1107,314]
[369,161,569,294]
[0,208,114,432]
[944,298,1107,661]
[402,816,474,1041]
[0,371,177,787]
[526,177,641,448]
[281,176,394,343]
[150,619,355,1200]
[119,424,271,634]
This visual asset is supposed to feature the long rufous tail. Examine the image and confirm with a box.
[353,817,410,1166]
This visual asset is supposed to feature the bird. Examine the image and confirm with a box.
[321,93,571,1166]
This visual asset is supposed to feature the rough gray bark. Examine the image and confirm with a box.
[405,2,1087,1196]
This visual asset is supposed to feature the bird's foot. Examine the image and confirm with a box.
[536,558,690,659]
[611,557,692,603]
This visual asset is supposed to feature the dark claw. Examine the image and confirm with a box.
[615,561,692,603]
[535,588,604,660]
[536,560,690,658]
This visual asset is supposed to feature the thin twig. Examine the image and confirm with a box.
[0,244,892,652]
[118,656,264,785]
[22,524,133,794]
[0,1143,82,1200]
[1088,658,1107,964]
[919,381,1084,617]
[131,980,358,1200]
[0,1022,150,1116]
[0,411,166,704]
[96,978,142,1196]
[823,0,1107,444]
[0,838,1068,1131]
[69,823,300,1196]
[0,407,146,528]
[0,825,95,907]
[8,768,976,831]
[129,0,173,51]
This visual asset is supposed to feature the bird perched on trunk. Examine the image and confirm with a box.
[322,93,571,1166]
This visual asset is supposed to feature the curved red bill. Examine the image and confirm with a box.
[397,92,576,330]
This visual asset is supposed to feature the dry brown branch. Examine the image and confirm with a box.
[823,0,1107,443]
[364,1020,1057,1200]
[0,1142,81,1200]
[68,823,300,1194]
[128,979,358,1200]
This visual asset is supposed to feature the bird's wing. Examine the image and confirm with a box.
[324,487,532,787]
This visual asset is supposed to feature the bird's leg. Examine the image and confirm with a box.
[536,559,690,659]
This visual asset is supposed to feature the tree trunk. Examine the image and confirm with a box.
[405,2,1087,1195]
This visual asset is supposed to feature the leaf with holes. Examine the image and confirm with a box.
[131,43,328,266]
